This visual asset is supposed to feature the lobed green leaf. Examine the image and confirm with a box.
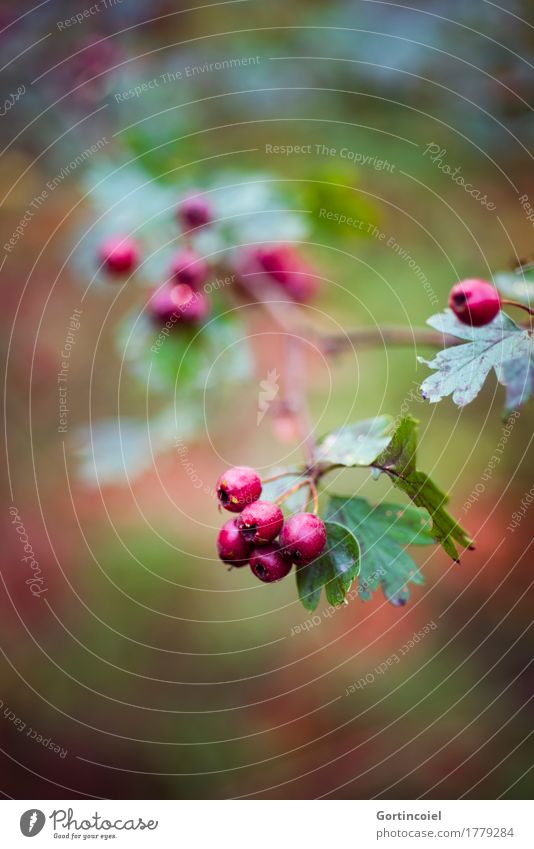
[314,416,394,467]
[419,309,532,411]
[326,495,432,605]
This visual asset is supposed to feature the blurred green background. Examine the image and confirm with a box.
[1,0,533,799]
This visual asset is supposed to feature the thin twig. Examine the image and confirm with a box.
[275,478,310,506]
[501,298,534,318]
[308,479,320,515]
[321,325,460,355]
[262,470,300,484]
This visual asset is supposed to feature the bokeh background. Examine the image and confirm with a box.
[1,0,533,800]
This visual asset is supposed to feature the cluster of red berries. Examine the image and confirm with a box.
[98,192,321,337]
[216,466,327,583]
[98,193,214,326]
[449,278,501,327]
[149,248,211,326]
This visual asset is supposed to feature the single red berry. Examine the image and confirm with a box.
[171,249,209,289]
[171,284,211,323]
[217,519,252,567]
[178,193,213,229]
[237,500,284,545]
[282,268,318,302]
[150,284,211,325]
[250,544,292,583]
[99,236,140,275]
[449,279,501,327]
[216,466,262,513]
[149,284,180,324]
[279,513,327,563]
[255,245,319,302]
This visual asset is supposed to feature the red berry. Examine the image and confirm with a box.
[172,284,211,323]
[150,284,211,325]
[171,249,209,289]
[178,193,213,229]
[149,285,179,324]
[99,236,140,275]
[217,519,252,567]
[449,279,501,327]
[216,466,262,513]
[282,268,318,303]
[279,513,327,563]
[255,245,319,302]
[250,544,292,583]
[237,500,284,545]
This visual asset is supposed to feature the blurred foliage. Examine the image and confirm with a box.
[1,0,533,802]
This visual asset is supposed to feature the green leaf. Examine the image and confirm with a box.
[118,308,251,394]
[374,416,473,561]
[419,309,532,408]
[326,495,434,605]
[296,557,328,612]
[75,405,199,487]
[296,521,360,611]
[314,416,394,467]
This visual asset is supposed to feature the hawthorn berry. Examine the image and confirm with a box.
[449,279,501,327]
[237,500,284,545]
[171,249,209,289]
[279,513,327,563]
[250,544,292,583]
[150,283,210,325]
[150,286,177,324]
[99,236,139,275]
[217,466,262,513]
[255,245,319,302]
[171,284,211,323]
[178,193,213,229]
[217,519,253,567]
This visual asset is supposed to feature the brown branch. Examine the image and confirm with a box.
[285,334,316,465]
[235,271,317,462]
[231,268,463,468]
[320,325,460,355]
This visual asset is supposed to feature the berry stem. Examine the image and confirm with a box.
[500,298,534,317]
[275,478,311,506]
[308,479,320,515]
[262,470,301,483]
